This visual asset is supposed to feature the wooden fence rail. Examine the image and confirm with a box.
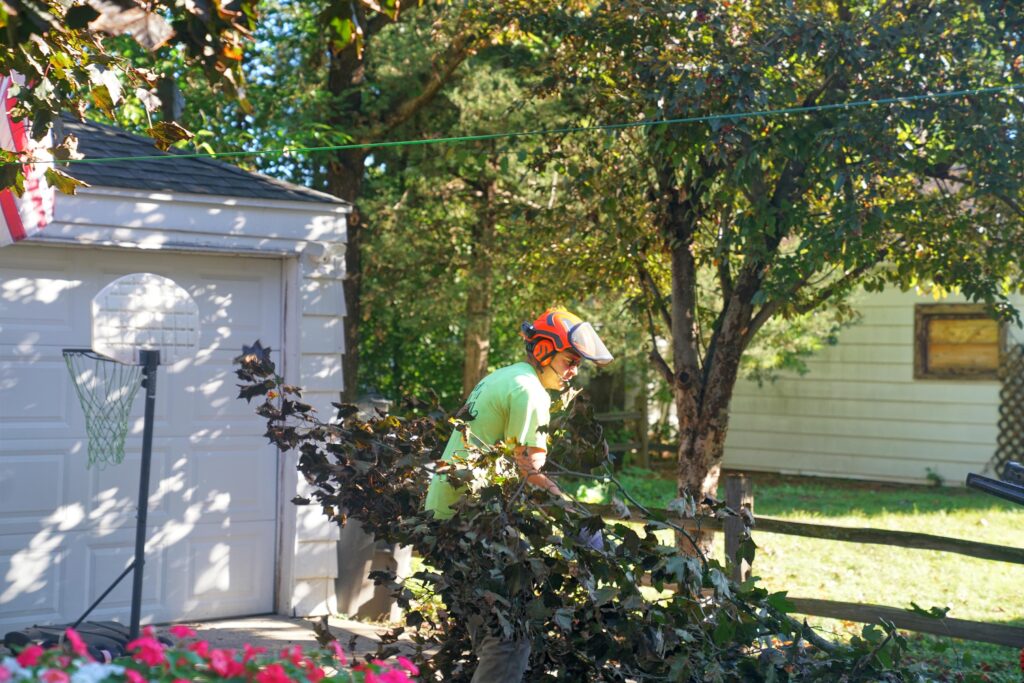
[594,474,1024,647]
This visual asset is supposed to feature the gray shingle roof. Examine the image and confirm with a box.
[59,116,348,206]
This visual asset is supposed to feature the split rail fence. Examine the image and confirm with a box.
[597,474,1024,648]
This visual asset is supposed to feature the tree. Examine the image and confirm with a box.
[1,0,258,185]
[359,45,585,404]
[545,0,1024,551]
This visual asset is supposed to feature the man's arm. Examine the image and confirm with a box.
[515,446,563,498]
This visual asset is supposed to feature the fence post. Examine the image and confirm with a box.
[724,474,753,583]
[637,389,650,469]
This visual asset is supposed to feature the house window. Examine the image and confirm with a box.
[914,304,1004,380]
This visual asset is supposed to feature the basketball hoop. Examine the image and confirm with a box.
[61,272,201,639]
[63,348,143,469]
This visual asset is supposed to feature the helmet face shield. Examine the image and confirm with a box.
[569,322,614,366]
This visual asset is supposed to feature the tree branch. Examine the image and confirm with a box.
[927,168,1024,220]
[637,258,676,388]
[368,27,481,139]
[716,206,735,302]
[636,254,672,332]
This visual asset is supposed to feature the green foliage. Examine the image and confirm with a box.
[234,344,944,680]
[2,0,258,186]
[357,37,641,406]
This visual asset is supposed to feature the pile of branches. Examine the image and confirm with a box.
[236,342,913,681]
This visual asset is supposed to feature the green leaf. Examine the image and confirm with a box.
[44,167,89,195]
[553,607,573,631]
[736,537,756,564]
[146,121,194,151]
[711,617,735,645]
[766,591,795,614]
[330,16,354,51]
[592,586,618,606]
[861,623,884,644]
[0,163,22,192]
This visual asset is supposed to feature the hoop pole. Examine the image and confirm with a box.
[129,350,159,640]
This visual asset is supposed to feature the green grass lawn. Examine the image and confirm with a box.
[569,467,1024,681]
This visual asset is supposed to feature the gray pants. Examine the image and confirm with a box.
[468,616,531,683]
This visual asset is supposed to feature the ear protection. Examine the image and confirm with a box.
[521,322,557,367]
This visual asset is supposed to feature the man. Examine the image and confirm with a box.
[424,307,613,683]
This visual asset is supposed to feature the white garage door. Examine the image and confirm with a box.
[0,243,283,631]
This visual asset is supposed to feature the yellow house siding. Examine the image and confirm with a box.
[723,288,1021,485]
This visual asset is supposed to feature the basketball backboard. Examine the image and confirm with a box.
[92,272,201,365]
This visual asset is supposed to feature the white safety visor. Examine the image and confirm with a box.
[569,322,614,366]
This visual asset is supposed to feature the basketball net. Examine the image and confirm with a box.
[63,350,143,468]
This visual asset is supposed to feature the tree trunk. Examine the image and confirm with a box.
[674,287,754,556]
[326,22,371,402]
[461,179,498,397]
[329,149,368,403]
[656,152,754,557]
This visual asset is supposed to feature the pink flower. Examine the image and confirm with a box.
[142,626,155,638]
[125,669,147,683]
[305,665,325,683]
[329,641,348,666]
[242,643,267,663]
[280,644,304,665]
[16,644,44,667]
[40,670,69,683]
[209,649,245,678]
[396,657,419,675]
[168,624,196,640]
[126,636,166,667]
[256,663,295,683]
[0,665,11,682]
[63,628,91,659]
[378,670,413,683]
[354,665,382,683]
[188,640,210,658]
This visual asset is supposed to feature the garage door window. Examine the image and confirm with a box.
[914,304,1004,380]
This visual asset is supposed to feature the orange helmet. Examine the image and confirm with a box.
[521,308,614,367]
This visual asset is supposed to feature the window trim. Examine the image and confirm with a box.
[913,303,1004,381]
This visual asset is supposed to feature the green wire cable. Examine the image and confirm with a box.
[22,82,1024,167]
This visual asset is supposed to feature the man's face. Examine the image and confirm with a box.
[539,350,582,390]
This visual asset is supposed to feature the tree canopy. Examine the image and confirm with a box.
[524,0,1024,549]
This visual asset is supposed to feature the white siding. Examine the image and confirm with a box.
[287,245,345,616]
[724,288,1023,485]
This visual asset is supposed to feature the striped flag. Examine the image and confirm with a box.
[0,73,55,247]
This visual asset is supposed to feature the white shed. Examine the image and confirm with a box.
[0,117,348,632]
[725,288,1023,485]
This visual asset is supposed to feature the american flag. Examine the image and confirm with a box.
[0,73,55,247]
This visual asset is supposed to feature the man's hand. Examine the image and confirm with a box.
[514,446,564,498]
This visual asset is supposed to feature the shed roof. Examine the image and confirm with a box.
[60,116,348,206]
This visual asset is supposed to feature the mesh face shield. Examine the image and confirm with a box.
[568,322,613,366]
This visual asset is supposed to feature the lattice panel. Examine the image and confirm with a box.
[994,342,1024,474]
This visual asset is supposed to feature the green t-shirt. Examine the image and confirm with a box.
[424,362,552,519]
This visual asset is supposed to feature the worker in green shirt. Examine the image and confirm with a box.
[425,307,613,683]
